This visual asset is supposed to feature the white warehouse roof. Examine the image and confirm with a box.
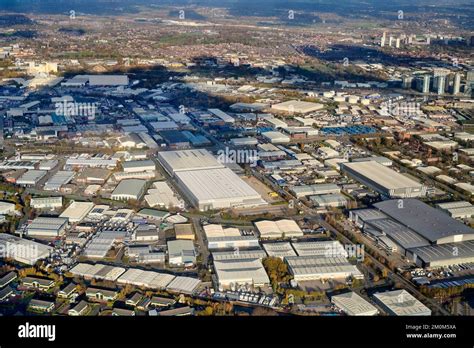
[255,219,303,239]
[271,100,324,114]
[157,149,223,174]
[373,289,431,316]
[331,291,379,316]
[214,258,270,288]
[60,201,95,223]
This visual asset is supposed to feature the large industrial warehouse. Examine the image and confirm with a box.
[213,258,271,290]
[0,233,52,265]
[255,219,303,239]
[341,161,426,198]
[271,100,324,114]
[285,255,363,281]
[331,291,379,316]
[351,199,474,267]
[111,179,147,201]
[157,149,265,211]
[26,217,68,237]
[373,199,474,245]
[373,290,431,316]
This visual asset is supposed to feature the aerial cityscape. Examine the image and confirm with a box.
[0,0,473,344]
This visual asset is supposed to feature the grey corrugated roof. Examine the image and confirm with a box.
[365,218,430,249]
[409,240,474,263]
[374,199,474,243]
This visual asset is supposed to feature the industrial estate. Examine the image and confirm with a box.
[0,0,473,325]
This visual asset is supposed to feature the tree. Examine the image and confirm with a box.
[197,306,214,316]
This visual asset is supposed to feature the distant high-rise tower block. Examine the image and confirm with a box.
[396,38,401,48]
[467,70,474,83]
[381,32,386,47]
[423,75,431,94]
[453,73,461,95]
[435,76,446,95]
[402,76,414,89]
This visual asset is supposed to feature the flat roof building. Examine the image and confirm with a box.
[436,201,474,219]
[214,258,270,290]
[122,160,155,173]
[0,233,52,265]
[44,171,75,191]
[373,199,474,245]
[60,201,94,223]
[117,268,174,290]
[285,255,363,281]
[341,161,426,198]
[310,193,348,208]
[70,263,126,282]
[207,235,259,250]
[111,179,147,201]
[30,197,63,209]
[167,240,196,266]
[175,168,265,211]
[331,291,379,316]
[145,181,182,209]
[158,149,265,211]
[262,242,297,258]
[212,249,267,261]
[166,276,201,294]
[261,131,291,144]
[157,149,223,175]
[373,289,431,316]
[291,184,340,198]
[255,219,303,239]
[17,170,47,186]
[174,224,195,240]
[271,100,324,114]
[27,217,68,238]
[407,240,474,268]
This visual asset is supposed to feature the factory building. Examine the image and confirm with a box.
[436,201,474,219]
[167,240,196,266]
[291,184,340,198]
[373,290,431,316]
[310,193,348,208]
[207,236,260,250]
[157,149,265,211]
[111,179,147,201]
[44,171,75,191]
[213,258,270,290]
[212,249,267,261]
[30,197,63,210]
[60,201,95,223]
[17,170,47,187]
[254,219,303,239]
[331,291,379,316]
[351,199,474,267]
[122,160,156,173]
[261,131,291,144]
[262,242,297,258]
[341,161,426,198]
[0,233,52,265]
[285,255,363,281]
[26,217,68,237]
[373,199,474,245]
[406,240,474,268]
[271,100,324,114]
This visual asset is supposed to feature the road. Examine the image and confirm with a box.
[304,209,450,315]
[267,172,452,316]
